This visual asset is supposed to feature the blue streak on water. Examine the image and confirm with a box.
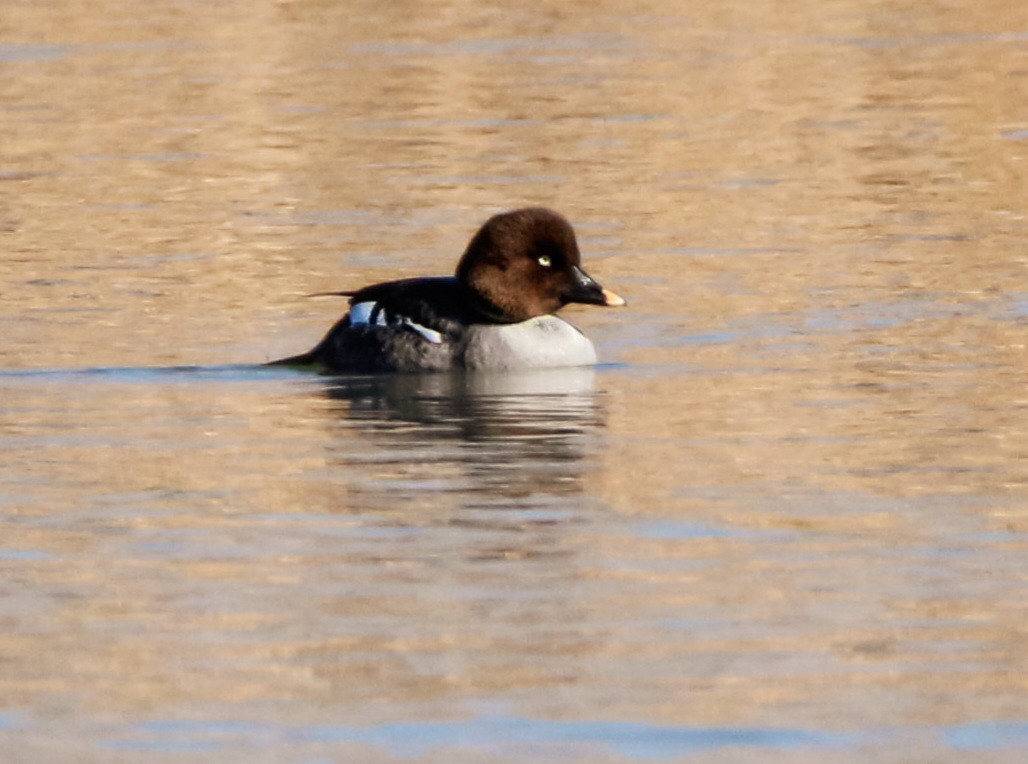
[90,717,1028,757]
[103,720,268,754]
[105,739,223,753]
[632,520,792,541]
[139,720,261,735]
[0,363,631,386]
[114,716,852,758]
[0,549,50,561]
[944,721,1028,749]
[0,44,70,62]
[0,364,295,385]
[305,717,850,758]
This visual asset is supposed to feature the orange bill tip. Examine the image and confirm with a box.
[601,288,626,307]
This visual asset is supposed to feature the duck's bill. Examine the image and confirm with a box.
[564,266,628,307]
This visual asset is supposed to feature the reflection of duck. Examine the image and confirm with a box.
[271,208,624,373]
[318,367,603,503]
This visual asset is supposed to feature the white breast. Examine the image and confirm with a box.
[460,316,597,370]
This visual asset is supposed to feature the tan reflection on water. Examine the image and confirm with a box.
[1,0,1026,759]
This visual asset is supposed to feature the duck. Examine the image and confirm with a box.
[269,207,625,373]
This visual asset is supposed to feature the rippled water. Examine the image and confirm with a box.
[1,0,1026,761]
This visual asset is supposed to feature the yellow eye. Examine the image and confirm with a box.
[537,255,552,267]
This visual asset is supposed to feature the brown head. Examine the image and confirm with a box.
[455,207,625,323]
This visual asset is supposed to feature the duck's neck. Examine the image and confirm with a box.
[460,283,526,324]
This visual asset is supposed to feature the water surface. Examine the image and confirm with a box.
[1,0,1025,761]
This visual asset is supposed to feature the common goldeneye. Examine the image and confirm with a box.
[270,207,625,373]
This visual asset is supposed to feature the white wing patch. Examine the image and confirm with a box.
[349,301,444,344]
[401,320,443,344]
[350,301,386,326]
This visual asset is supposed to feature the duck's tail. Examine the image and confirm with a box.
[266,292,353,367]
[264,351,319,367]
